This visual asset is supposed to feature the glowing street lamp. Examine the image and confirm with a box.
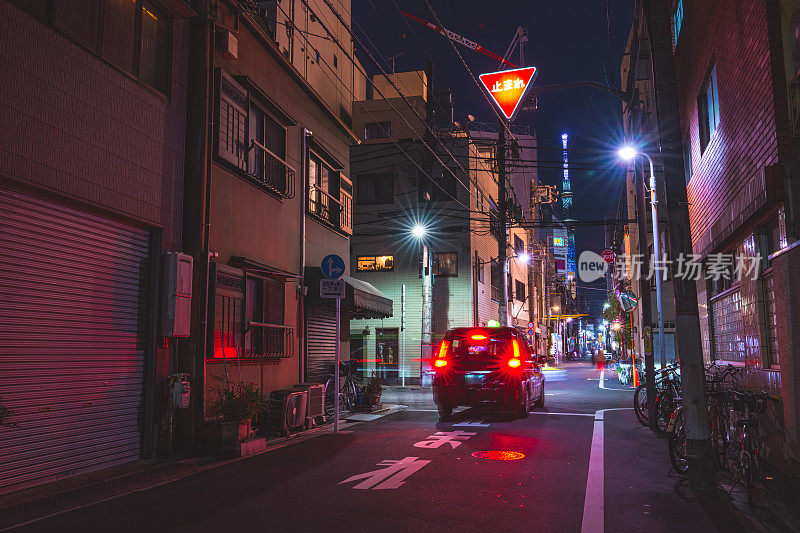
[611,321,622,332]
[516,253,530,264]
[617,145,665,368]
[603,302,611,310]
[412,224,426,239]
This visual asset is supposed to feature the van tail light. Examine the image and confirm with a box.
[511,339,521,359]
[507,358,521,369]
[435,340,450,370]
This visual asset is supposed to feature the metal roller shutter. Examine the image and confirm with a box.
[305,306,337,384]
[0,187,151,495]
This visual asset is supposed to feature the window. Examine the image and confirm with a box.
[365,121,392,140]
[489,198,502,241]
[698,64,720,153]
[54,0,100,51]
[357,255,394,271]
[683,135,693,183]
[429,167,459,201]
[333,54,338,68]
[102,0,137,72]
[433,252,458,277]
[476,188,485,213]
[42,0,172,94]
[514,235,525,255]
[490,260,500,301]
[673,0,684,47]
[515,280,526,302]
[476,257,485,283]
[314,48,320,63]
[244,275,289,358]
[249,103,289,194]
[357,174,394,204]
[219,72,249,171]
[138,1,171,94]
[308,150,351,233]
[507,274,513,300]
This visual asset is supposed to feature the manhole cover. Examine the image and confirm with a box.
[471,451,525,461]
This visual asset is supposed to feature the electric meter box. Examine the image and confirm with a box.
[163,252,193,337]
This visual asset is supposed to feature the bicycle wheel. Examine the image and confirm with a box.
[708,405,727,470]
[669,410,689,474]
[634,384,648,425]
[324,378,335,417]
[343,379,358,413]
[654,394,673,435]
[744,430,761,507]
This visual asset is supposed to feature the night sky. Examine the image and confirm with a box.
[352,0,635,313]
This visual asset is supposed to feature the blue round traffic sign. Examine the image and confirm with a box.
[321,254,345,279]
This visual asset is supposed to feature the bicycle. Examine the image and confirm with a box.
[324,360,360,418]
[634,363,680,426]
[668,363,742,474]
[723,390,776,507]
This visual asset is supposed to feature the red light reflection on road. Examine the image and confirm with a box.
[471,451,526,461]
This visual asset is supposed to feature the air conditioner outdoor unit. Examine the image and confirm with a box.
[266,389,307,435]
[293,383,325,425]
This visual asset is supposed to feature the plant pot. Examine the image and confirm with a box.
[361,393,381,406]
[222,419,251,444]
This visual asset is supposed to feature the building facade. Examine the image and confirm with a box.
[620,6,678,366]
[349,71,539,384]
[0,0,192,494]
[178,0,387,450]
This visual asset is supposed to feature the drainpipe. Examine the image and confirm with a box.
[199,3,216,431]
[299,128,309,382]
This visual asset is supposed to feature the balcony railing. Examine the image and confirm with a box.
[248,140,296,198]
[245,322,294,360]
[308,185,352,234]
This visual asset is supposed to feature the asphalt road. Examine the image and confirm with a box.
[12,362,751,533]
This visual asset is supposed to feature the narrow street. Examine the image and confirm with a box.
[11,363,746,533]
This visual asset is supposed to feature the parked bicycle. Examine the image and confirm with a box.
[324,360,360,418]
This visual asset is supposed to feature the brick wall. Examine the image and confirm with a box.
[0,2,188,250]
[676,0,788,257]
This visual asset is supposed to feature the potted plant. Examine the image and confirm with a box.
[211,380,266,444]
[360,375,382,406]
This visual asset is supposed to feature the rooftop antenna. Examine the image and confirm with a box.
[388,51,405,74]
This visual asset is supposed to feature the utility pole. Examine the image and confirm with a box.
[643,0,715,490]
[420,60,435,360]
[498,119,508,326]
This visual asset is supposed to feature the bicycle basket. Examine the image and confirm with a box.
[731,393,768,414]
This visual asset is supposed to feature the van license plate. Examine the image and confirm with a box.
[464,373,484,385]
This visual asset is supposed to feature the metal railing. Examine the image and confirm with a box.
[245,322,294,360]
[248,140,296,198]
[308,185,351,234]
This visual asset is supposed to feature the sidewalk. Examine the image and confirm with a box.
[0,404,404,531]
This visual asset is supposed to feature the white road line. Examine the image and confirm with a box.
[529,411,594,417]
[581,408,634,533]
[599,369,605,389]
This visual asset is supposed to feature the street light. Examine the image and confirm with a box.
[618,145,666,368]
[412,223,431,389]
[603,302,611,310]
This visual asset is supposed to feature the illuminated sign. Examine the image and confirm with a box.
[478,66,538,121]
[553,237,565,247]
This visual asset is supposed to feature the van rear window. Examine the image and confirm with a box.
[448,333,511,358]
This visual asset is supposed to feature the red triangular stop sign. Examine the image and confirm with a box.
[478,66,538,121]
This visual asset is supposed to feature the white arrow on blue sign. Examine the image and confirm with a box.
[321,254,345,279]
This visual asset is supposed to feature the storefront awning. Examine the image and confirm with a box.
[342,275,393,319]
